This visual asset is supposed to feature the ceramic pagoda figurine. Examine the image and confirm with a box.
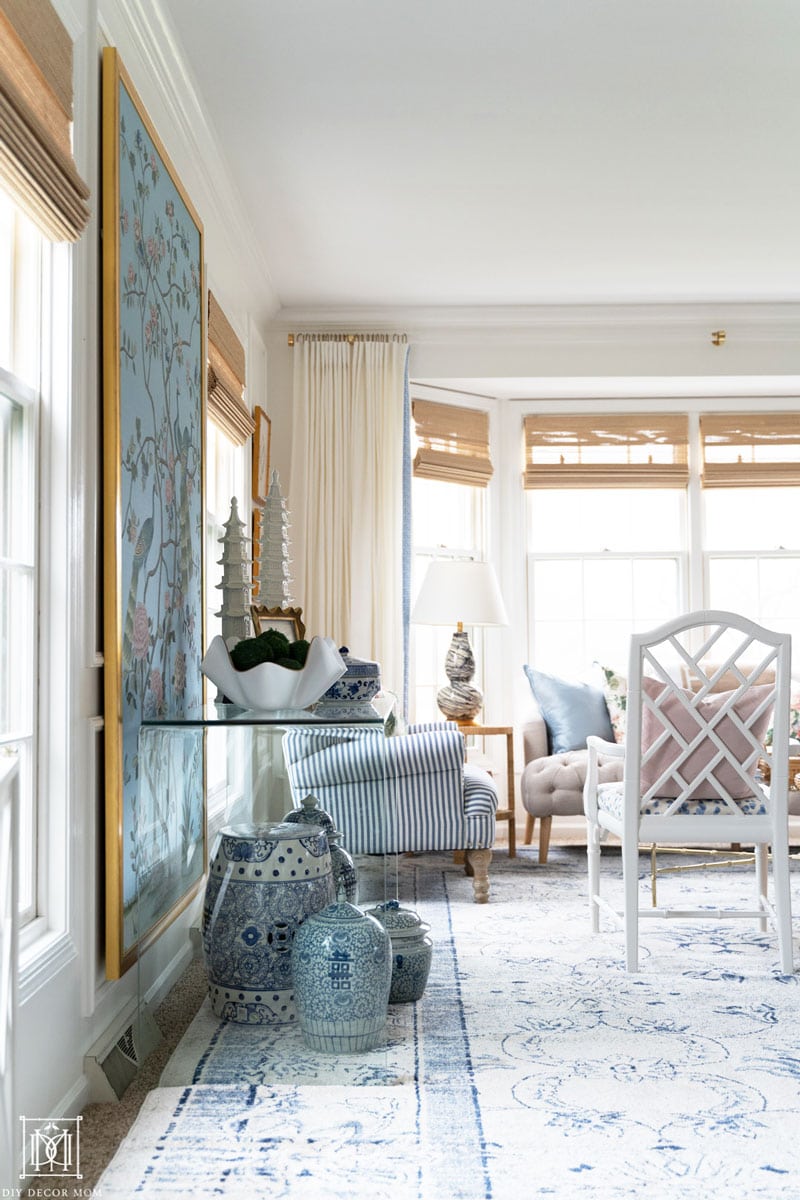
[215,497,252,647]
[257,469,294,607]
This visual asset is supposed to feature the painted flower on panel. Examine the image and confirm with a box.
[132,603,150,661]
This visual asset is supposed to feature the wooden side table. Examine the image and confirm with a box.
[457,722,516,857]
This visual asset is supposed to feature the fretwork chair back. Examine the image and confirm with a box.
[583,610,793,973]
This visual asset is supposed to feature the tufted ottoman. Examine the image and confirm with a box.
[520,749,623,863]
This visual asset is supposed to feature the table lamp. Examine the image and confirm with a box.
[411,558,508,722]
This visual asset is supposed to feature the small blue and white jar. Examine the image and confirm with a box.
[283,794,336,839]
[318,647,382,704]
[365,900,433,1004]
[202,822,335,1024]
[328,831,358,903]
[291,901,391,1052]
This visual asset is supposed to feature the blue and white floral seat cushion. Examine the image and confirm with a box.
[595,781,768,822]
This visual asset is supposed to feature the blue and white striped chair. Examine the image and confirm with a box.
[282,722,498,901]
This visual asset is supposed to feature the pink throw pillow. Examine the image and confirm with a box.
[640,676,773,800]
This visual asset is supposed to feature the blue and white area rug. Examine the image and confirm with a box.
[99,848,800,1199]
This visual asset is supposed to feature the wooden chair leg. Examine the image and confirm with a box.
[538,815,552,864]
[465,848,491,903]
[524,813,535,844]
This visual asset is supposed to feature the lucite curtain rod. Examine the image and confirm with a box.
[287,332,407,346]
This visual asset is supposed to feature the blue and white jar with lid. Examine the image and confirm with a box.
[291,901,391,1052]
[365,900,433,1003]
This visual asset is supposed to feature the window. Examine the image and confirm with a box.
[526,488,686,678]
[410,397,497,722]
[524,410,800,682]
[204,419,246,825]
[204,420,245,652]
[0,191,47,927]
[411,477,486,723]
[702,414,800,664]
[705,488,800,661]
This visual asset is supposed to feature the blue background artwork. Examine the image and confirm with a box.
[116,78,204,957]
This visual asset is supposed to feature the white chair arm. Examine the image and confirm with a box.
[586,734,624,758]
[584,734,624,820]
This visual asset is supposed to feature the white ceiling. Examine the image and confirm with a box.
[164,0,800,317]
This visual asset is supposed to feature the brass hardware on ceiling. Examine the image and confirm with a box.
[711,330,726,346]
[288,333,406,347]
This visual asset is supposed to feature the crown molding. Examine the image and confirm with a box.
[415,376,800,402]
[269,301,800,346]
[99,0,281,327]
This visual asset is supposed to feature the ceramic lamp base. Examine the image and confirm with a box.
[436,681,483,722]
[437,629,483,720]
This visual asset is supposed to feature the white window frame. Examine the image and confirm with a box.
[0,368,37,928]
[26,236,71,968]
[0,193,74,980]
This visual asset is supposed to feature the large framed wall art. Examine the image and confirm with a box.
[101,48,206,978]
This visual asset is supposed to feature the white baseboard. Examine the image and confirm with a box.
[142,939,197,1010]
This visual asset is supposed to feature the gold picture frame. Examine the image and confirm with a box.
[253,405,271,504]
[101,48,206,979]
[250,605,305,642]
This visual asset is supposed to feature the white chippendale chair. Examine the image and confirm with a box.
[583,610,793,973]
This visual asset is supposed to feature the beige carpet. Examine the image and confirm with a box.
[23,959,208,1196]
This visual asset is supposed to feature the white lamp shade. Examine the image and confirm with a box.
[411,559,509,627]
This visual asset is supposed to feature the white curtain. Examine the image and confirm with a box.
[289,335,408,698]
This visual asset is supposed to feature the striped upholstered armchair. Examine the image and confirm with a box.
[282,722,498,902]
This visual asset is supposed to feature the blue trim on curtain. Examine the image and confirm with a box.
[401,350,411,718]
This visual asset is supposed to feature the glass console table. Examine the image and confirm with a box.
[134,701,396,979]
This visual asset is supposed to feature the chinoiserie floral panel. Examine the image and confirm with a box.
[117,77,204,960]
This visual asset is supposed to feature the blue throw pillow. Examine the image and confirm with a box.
[523,665,615,754]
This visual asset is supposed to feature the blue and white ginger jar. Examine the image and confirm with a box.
[365,900,433,1003]
[202,822,335,1024]
[319,647,382,703]
[283,794,336,838]
[291,901,391,1052]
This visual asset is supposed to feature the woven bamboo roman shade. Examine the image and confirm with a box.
[701,414,800,487]
[523,414,689,488]
[0,0,90,241]
[207,291,254,445]
[412,400,493,487]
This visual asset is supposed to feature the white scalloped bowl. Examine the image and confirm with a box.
[201,634,346,711]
